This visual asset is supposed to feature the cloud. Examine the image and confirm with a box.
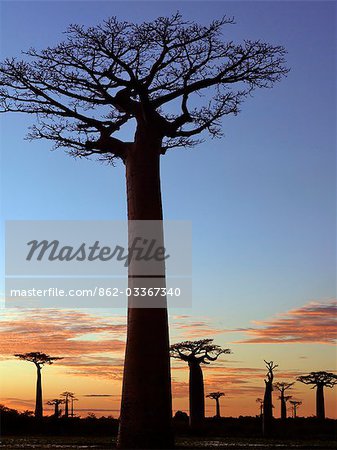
[171,315,226,338]
[0,309,126,377]
[235,300,337,344]
[83,394,114,397]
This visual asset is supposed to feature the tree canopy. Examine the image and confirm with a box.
[170,339,231,364]
[14,352,63,368]
[297,371,337,388]
[207,392,225,400]
[0,13,288,162]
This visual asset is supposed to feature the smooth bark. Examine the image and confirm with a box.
[117,128,173,449]
[64,397,69,418]
[316,384,325,419]
[280,394,287,420]
[35,365,43,419]
[263,380,273,436]
[215,398,220,419]
[189,360,205,429]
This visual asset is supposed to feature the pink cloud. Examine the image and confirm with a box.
[235,300,337,344]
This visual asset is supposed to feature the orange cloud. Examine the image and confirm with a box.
[235,300,337,344]
[0,309,126,377]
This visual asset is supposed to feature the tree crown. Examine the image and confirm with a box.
[207,391,225,400]
[264,360,278,384]
[274,381,294,393]
[297,371,337,388]
[47,399,65,405]
[170,339,231,364]
[0,13,288,162]
[14,352,63,367]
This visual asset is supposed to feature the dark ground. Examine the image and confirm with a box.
[0,436,337,449]
[1,407,336,449]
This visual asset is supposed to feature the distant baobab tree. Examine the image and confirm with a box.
[14,352,63,419]
[274,381,294,420]
[297,371,337,419]
[289,400,302,418]
[47,399,65,418]
[60,391,75,418]
[256,398,264,417]
[262,360,278,436]
[207,392,224,419]
[70,395,78,418]
[171,339,230,429]
[1,13,288,448]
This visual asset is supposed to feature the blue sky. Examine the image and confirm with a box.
[0,1,336,326]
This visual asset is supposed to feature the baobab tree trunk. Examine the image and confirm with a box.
[117,128,173,449]
[188,360,205,430]
[35,364,42,419]
[263,382,273,436]
[215,397,221,419]
[54,403,59,418]
[280,394,287,420]
[316,384,325,419]
[64,397,69,418]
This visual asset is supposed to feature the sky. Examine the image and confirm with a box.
[0,1,336,418]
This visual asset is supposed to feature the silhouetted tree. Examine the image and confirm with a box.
[14,352,63,419]
[297,371,337,419]
[1,14,288,448]
[262,360,278,436]
[70,395,78,418]
[207,392,224,418]
[256,398,264,417]
[47,399,65,418]
[289,400,302,418]
[171,339,230,429]
[60,391,75,418]
[274,381,294,420]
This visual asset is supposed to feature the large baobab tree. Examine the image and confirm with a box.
[274,381,294,420]
[297,371,337,419]
[262,360,278,436]
[14,352,63,419]
[47,399,65,418]
[207,391,224,419]
[170,339,230,429]
[1,14,288,448]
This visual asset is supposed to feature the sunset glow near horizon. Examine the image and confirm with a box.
[0,1,336,420]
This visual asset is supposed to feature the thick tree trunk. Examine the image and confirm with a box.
[117,130,173,449]
[55,403,59,418]
[316,384,325,419]
[280,394,287,420]
[64,397,69,418]
[35,365,42,419]
[189,360,205,430]
[263,381,273,436]
[215,398,220,418]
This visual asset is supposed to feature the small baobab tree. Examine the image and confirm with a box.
[70,395,78,418]
[60,391,75,418]
[1,13,288,448]
[274,381,294,420]
[207,392,224,419]
[256,398,264,417]
[289,400,302,418]
[297,371,337,419]
[47,399,65,418]
[170,339,230,429]
[14,352,63,419]
[262,360,278,436]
